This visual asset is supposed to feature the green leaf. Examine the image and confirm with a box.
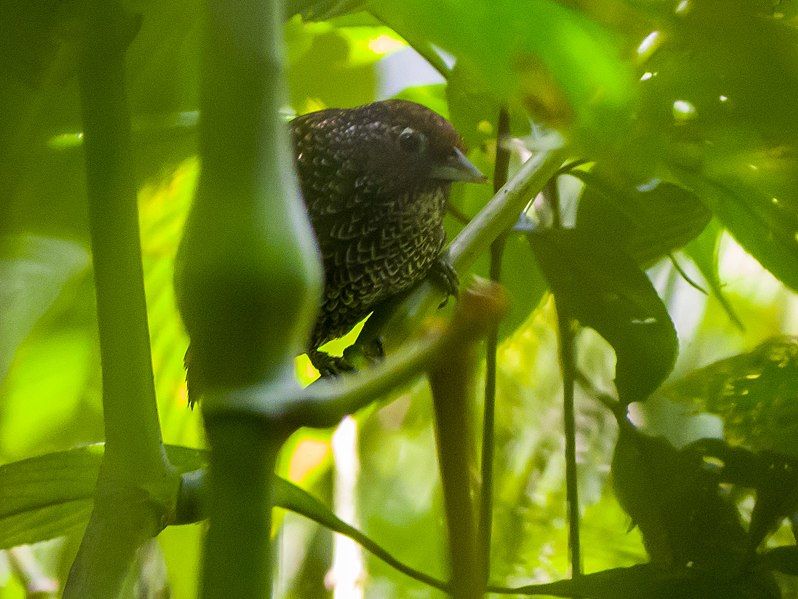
[0,236,89,384]
[0,445,445,590]
[506,561,779,598]
[529,229,677,403]
[0,328,94,457]
[633,5,798,291]
[0,445,204,550]
[674,165,798,295]
[286,0,367,21]
[286,21,379,111]
[611,424,747,571]
[682,219,743,329]
[659,336,798,458]
[371,0,637,155]
[573,171,711,266]
[0,445,102,550]
[761,546,798,576]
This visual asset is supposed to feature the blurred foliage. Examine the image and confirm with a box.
[2,0,798,596]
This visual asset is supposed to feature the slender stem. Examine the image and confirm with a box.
[548,182,581,576]
[65,3,172,596]
[558,308,581,576]
[478,107,511,587]
[668,253,709,295]
[448,148,565,274]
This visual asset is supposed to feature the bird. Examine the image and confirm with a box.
[186,99,484,402]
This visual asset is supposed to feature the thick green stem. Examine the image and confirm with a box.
[65,2,172,596]
[185,0,321,597]
[202,418,286,598]
[76,2,165,480]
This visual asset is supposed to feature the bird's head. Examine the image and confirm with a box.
[344,100,486,195]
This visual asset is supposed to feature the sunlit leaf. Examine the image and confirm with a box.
[529,229,677,403]
[371,0,637,155]
[659,336,798,458]
[0,329,94,458]
[0,236,89,384]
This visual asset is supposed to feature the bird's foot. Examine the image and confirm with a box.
[429,255,460,308]
[347,337,384,362]
[310,339,385,378]
[309,349,356,378]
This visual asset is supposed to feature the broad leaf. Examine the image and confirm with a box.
[612,423,748,572]
[0,445,205,550]
[0,444,443,590]
[372,0,637,156]
[0,445,102,550]
[635,4,798,291]
[529,229,677,403]
[659,336,798,458]
[761,546,798,576]
[506,561,779,598]
[0,236,89,384]
[573,171,711,266]
[674,166,798,295]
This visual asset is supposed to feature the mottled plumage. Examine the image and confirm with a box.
[291,100,483,374]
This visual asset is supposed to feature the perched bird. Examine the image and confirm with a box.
[293,100,484,375]
[186,99,484,400]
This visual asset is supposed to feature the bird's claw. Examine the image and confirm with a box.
[309,349,356,378]
[310,339,385,378]
[429,255,460,308]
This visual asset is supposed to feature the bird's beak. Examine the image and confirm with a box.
[430,148,487,183]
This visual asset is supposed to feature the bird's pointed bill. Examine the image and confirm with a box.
[430,148,486,183]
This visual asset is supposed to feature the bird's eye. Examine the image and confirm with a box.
[398,127,426,154]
